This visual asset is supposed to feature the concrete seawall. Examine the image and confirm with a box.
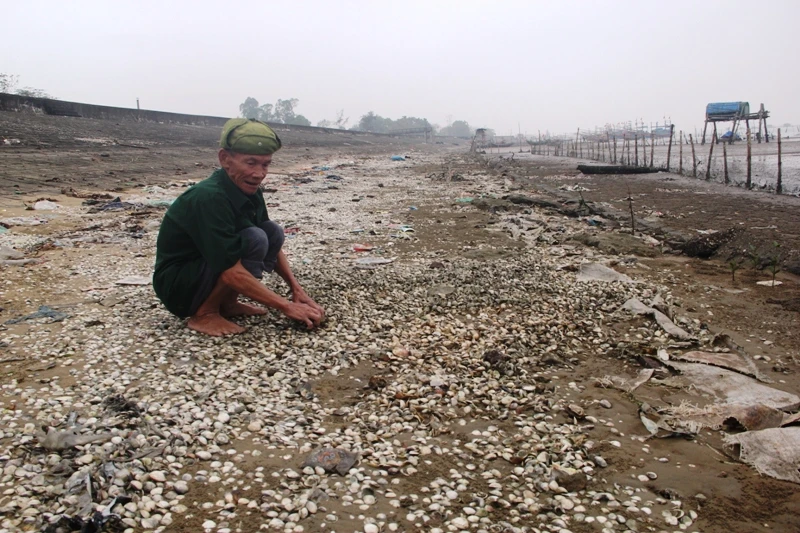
[0,92,384,138]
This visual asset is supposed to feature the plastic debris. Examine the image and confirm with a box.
[724,427,800,484]
[0,246,24,261]
[0,216,45,226]
[37,426,114,451]
[302,447,358,475]
[115,276,151,285]
[756,280,783,286]
[675,350,766,382]
[391,155,406,161]
[354,257,395,268]
[577,263,635,283]
[663,362,800,410]
[620,298,692,340]
[6,305,68,324]
[455,197,474,203]
[33,200,61,210]
[427,284,456,297]
[325,174,343,181]
[409,206,418,211]
[352,244,374,252]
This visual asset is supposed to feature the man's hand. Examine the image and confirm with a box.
[283,302,323,329]
[291,287,326,318]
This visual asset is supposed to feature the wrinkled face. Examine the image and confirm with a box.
[218,149,273,195]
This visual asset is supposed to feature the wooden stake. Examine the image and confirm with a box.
[634,135,639,166]
[706,131,715,180]
[777,128,783,194]
[666,125,674,172]
[650,133,655,168]
[723,141,729,185]
[689,134,697,178]
[746,126,752,189]
[613,136,617,164]
[678,130,683,174]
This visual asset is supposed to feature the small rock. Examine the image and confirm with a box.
[599,399,612,409]
[149,471,166,483]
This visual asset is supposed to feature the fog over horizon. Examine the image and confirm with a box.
[3,0,799,137]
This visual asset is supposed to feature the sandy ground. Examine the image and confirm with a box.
[1,113,800,533]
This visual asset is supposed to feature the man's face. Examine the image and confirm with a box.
[218,150,273,196]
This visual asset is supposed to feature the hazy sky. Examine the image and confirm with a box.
[3,0,798,136]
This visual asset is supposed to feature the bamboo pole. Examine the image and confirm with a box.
[689,134,697,178]
[634,135,639,166]
[678,131,683,174]
[777,128,783,194]
[576,129,581,158]
[650,133,655,168]
[746,126,752,189]
[613,136,617,164]
[666,125,674,172]
[706,131,716,180]
[723,141,729,185]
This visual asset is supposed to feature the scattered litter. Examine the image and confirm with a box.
[455,197,474,203]
[285,227,301,235]
[427,284,456,297]
[0,258,38,267]
[0,217,45,226]
[640,412,660,436]
[6,305,69,324]
[638,410,702,439]
[675,350,766,382]
[115,276,151,285]
[0,226,7,234]
[391,155,406,161]
[325,174,343,181]
[601,368,654,393]
[559,184,589,192]
[409,206,418,211]
[756,280,783,286]
[62,187,114,200]
[0,246,24,261]
[301,447,358,475]
[577,263,635,283]
[312,165,330,171]
[724,427,800,484]
[352,244,374,252]
[354,257,395,268]
[88,199,136,212]
[398,225,414,233]
[37,426,114,451]
[620,298,692,340]
[32,200,61,210]
[663,362,800,410]
[146,199,174,207]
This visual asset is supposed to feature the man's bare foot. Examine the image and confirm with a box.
[221,302,268,317]
[187,313,246,336]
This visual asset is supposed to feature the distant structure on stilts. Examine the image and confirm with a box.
[702,102,770,145]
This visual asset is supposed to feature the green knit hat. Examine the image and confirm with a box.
[220,118,282,155]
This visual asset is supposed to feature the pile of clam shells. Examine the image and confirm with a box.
[0,150,702,532]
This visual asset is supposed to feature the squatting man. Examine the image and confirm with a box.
[153,118,325,336]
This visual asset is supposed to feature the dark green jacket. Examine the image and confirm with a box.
[153,169,268,317]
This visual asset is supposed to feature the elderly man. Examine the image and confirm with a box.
[153,118,324,336]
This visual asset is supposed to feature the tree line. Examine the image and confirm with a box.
[238,96,480,137]
[0,74,54,98]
